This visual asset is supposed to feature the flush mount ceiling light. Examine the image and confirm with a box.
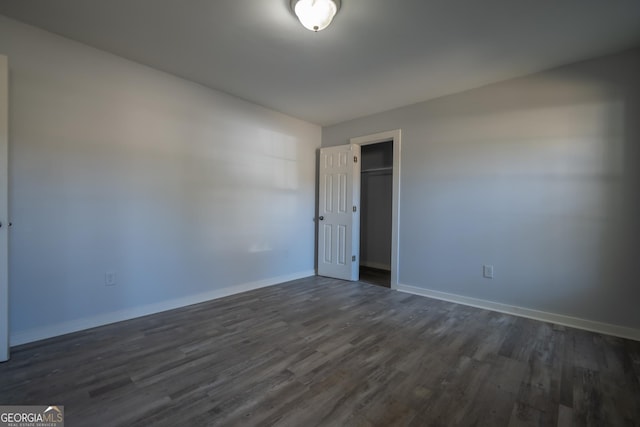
[291,0,341,32]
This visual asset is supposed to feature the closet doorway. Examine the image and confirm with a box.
[350,129,401,290]
[359,141,392,288]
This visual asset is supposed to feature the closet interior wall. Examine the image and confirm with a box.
[360,141,393,271]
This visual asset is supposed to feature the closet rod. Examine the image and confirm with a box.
[361,166,392,173]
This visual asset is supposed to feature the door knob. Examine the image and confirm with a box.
[318,216,324,221]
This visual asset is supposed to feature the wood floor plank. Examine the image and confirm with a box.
[1,276,639,426]
[556,404,573,427]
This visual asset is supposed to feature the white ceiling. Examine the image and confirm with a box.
[1,0,640,126]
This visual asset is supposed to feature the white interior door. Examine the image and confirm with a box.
[0,55,9,362]
[317,144,360,281]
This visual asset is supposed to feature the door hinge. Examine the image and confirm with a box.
[354,156,358,163]
[353,205,357,212]
[352,255,356,262]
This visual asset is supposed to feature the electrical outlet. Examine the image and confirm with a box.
[483,265,494,279]
[105,272,116,286]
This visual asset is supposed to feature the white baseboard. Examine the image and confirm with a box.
[360,261,391,271]
[397,283,640,342]
[11,270,315,347]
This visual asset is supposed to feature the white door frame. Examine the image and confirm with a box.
[350,129,401,289]
[0,55,9,361]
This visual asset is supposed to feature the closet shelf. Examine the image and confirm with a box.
[361,166,392,173]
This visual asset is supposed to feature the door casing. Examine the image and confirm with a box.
[350,129,401,289]
[1,55,9,362]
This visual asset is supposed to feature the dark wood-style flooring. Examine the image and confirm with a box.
[1,276,639,426]
[359,266,391,288]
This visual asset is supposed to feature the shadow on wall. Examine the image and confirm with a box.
[113,122,308,303]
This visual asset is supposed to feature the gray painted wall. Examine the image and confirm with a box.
[324,48,640,329]
[0,16,320,343]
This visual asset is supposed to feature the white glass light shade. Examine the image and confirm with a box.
[292,0,341,32]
